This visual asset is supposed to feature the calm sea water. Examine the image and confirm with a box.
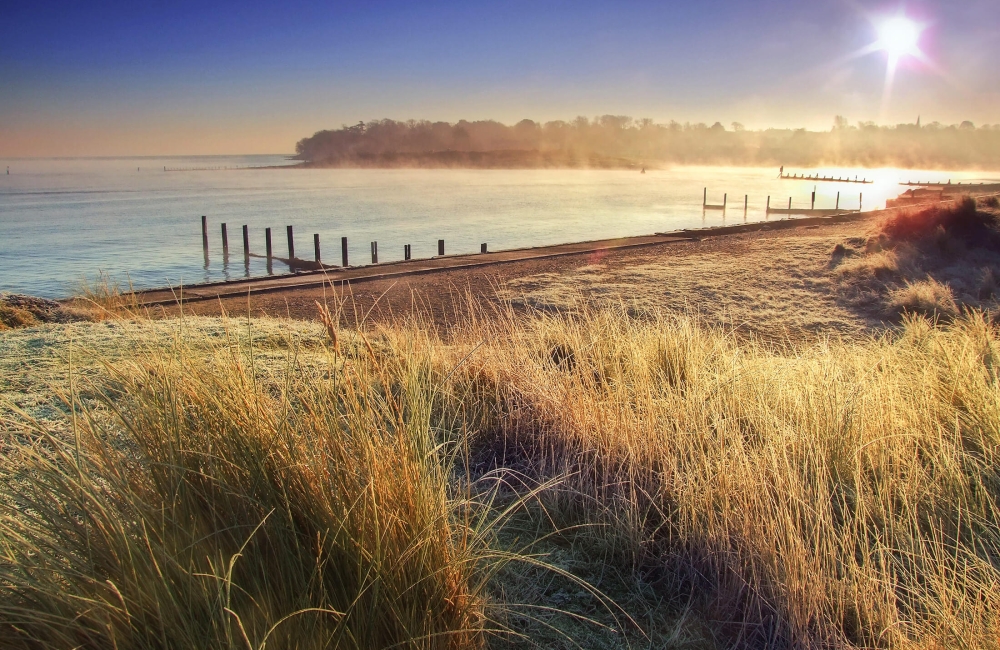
[1,155,997,298]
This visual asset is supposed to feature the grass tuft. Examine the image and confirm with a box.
[887,277,960,320]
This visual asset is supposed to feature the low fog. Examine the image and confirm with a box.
[295,116,1000,170]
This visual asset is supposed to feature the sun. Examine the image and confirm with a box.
[876,16,922,59]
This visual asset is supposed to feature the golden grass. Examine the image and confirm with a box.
[0,317,496,649]
[74,271,144,320]
[3,299,1000,648]
[888,278,960,319]
[448,304,1000,648]
[0,304,38,331]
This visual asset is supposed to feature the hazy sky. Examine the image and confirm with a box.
[2,0,998,157]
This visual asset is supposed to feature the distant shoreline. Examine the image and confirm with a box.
[290,150,649,170]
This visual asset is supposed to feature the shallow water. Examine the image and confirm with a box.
[1,155,996,298]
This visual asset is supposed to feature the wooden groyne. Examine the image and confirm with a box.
[198,214,473,279]
[901,181,1000,191]
[765,190,862,216]
[780,172,872,184]
[702,188,727,210]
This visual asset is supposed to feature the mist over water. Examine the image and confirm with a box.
[1,155,997,298]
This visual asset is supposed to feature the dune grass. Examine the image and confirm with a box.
[0,317,500,649]
[2,296,1000,648]
[454,306,1000,648]
[832,197,1000,323]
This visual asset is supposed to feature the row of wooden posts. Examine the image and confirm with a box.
[201,216,487,267]
[702,188,863,214]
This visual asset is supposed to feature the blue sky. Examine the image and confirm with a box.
[2,0,998,155]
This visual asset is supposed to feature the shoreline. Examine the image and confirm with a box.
[129,207,891,308]
[122,183,1000,312]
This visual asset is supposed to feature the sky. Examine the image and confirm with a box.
[1,0,998,157]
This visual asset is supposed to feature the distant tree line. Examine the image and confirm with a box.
[294,116,1000,169]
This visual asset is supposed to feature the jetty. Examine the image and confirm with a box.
[780,172,872,184]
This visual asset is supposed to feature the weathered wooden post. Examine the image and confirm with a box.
[221,223,229,256]
[242,225,250,260]
[438,239,444,256]
[341,237,348,267]
[404,244,411,260]
[811,190,816,210]
[286,226,294,260]
[481,243,488,253]
[371,241,378,264]
[766,195,770,213]
[265,228,273,259]
[703,187,707,208]
[314,233,321,263]
[201,216,209,254]
[859,193,863,210]
[788,197,792,210]
[836,191,840,210]
[723,193,727,211]
[744,195,748,216]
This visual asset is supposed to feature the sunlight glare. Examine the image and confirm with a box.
[877,17,922,59]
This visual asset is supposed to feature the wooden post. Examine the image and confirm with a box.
[201,216,209,253]
[404,244,411,261]
[766,195,770,212]
[811,191,816,210]
[221,223,229,255]
[481,243,488,253]
[836,192,840,210]
[242,225,249,259]
[744,195,748,215]
[438,239,444,256]
[371,241,378,264]
[788,197,792,210]
[723,193,727,210]
[265,228,272,259]
[341,237,349,267]
[703,187,707,208]
[286,226,294,260]
[314,233,321,262]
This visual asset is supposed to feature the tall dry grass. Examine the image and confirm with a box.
[445,305,1000,649]
[3,296,1000,648]
[0,319,499,649]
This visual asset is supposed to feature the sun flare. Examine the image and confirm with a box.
[877,16,922,59]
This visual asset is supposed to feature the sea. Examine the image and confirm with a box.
[1,155,997,298]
